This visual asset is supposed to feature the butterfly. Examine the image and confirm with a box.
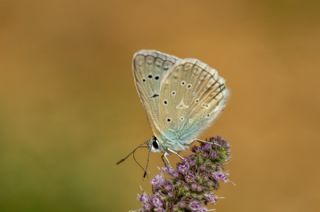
[117,50,229,175]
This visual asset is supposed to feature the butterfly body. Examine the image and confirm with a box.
[133,50,229,154]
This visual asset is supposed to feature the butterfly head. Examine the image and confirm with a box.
[116,136,162,178]
[149,136,162,152]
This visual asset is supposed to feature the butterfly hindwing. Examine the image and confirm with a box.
[133,50,180,131]
[158,59,229,149]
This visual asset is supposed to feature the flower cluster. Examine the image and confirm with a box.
[136,136,231,212]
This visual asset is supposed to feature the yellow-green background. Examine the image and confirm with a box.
[0,0,319,211]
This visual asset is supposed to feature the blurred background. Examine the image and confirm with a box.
[0,0,319,211]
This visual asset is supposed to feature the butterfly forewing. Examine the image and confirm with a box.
[133,50,180,131]
[158,59,229,149]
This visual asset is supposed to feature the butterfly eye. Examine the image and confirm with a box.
[163,100,168,105]
[181,81,186,86]
[187,84,192,89]
[152,140,159,149]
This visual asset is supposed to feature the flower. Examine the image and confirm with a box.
[191,183,198,191]
[198,208,208,212]
[151,195,163,208]
[163,166,179,178]
[210,151,217,159]
[135,136,231,211]
[202,143,213,151]
[177,161,190,174]
[204,193,217,204]
[185,171,196,183]
[151,174,165,188]
[143,203,152,211]
[213,171,228,183]
[189,200,201,211]
[163,182,173,192]
[139,192,149,204]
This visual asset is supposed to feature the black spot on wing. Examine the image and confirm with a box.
[151,94,159,98]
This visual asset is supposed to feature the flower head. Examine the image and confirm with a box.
[185,171,196,184]
[151,195,163,208]
[204,193,217,204]
[189,200,201,211]
[135,136,231,211]
[177,161,190,174]
[213,171,229,183]
[151,174,165,188]
[138,192,149,204]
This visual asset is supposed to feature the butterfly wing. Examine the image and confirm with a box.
[158,59,229,151]
[132,50,180,132]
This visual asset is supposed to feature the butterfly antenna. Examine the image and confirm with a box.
[116,142,147,165]
[132,149,146,173]
[143,148,151,178]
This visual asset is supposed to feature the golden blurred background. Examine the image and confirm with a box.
[1,0,320,211]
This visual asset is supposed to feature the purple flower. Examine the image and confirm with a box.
[189,159,196,167]
[202,143,212,151]
[163,182,173,191]
[151,195,163,208]
[163,166,179,178]
[185,156,196,167]
[191,183,198,191]
[135,136,231,212]
[151,174,165,188]
[198,208,208,212]
[167,191,174,197]
[213,171,228,182]
[199,165,206,171]
[204,193,217,204]
[178,161,190,174]
[143,202,152,211]
[138,192,149,204]
[178,201,187,208]
[196,185,203,192]
[189,200,201,211]
[185,172,196,183]
[210,151,217,159]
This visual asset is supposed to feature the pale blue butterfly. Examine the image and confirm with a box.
[117,50,229,175]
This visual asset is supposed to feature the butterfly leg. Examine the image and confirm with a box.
[167,148,184,160]
[161,152,171,167]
